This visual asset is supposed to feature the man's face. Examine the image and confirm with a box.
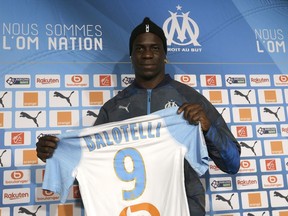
[131,33,166,82]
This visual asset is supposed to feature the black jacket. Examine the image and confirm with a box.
[95,74,241,215]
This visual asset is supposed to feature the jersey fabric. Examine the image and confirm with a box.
[42,107,208,216]
[95,74,241,215]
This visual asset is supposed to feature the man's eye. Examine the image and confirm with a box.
[152,46,160,51]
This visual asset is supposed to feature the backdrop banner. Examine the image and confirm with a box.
[0,0,288,215]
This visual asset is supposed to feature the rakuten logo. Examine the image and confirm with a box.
[2,188,30,204]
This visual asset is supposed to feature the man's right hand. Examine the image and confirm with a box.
[36,135,59,162]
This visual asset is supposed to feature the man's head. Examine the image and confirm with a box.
[129,17,167,56]
[129,17,167,88]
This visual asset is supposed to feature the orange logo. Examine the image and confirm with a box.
[270,141,283,154]
[209,91,222,103]
[23,92,38,106]
[58,204,73,216]
[11,132,25,145]
[206,75,217,86]
[120,203,160,216]
[265,159,277,171]
[71,75,82,83]
[239,108,252,121]
[99,75,112,86]
[11,171,24,180]
[264,90,277,103]
[248,193,262,207]
[23,149,38,165]
[236,126,247,137]
[279,211,288,216]
[89,92,104,105]
[57,111,72,126]
[0,113,3,127]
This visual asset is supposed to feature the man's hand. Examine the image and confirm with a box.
[177,103,211,132]
[36,135,59,162]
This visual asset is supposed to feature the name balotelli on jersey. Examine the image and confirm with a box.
[82,121,162,151]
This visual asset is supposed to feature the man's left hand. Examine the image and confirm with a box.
[177,103,211,132]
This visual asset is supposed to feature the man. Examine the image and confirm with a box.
[37,17,240,215]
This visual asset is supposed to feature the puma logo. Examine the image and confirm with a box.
[215,194,234,209]
[220,107,226,115]
[20,111,42,127]
[0,150,7,167]
[274,191,288,202]
[18,206,41,216]
[86,110,98,118]
[234,90,252,104]
[53,91,74,106]
[119,103,130,113]
[247,212,266,216]
[240,141,258,156]
[0,91,8,108]
[263,107,281,121]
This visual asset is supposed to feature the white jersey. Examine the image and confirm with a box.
[42,107,208,216]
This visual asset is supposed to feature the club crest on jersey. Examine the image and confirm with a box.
[165,100,179,108]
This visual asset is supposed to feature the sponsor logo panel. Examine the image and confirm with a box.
[280,124,288,137]
[4,131,31,146]
[272,210,288,216]
[65,74,89,88]
[260,158,282,172]
[216,107,231,123]
[2,188,30,204]
[274,74,288,86]
[82,109,100,127]
[4,170,31,185]
[258,89,283,104]
[35,169,45,184]
[236,175,259,190]
[264,139,288,156]
[35,74,60,88]
[15,111,46,128]
[241,191,269,209]
[231,125,253,139]
[35,187,60,202]
[211,192,240,211]
[256,124,278,137]
[82,90,110,106]
[208,161,225,175]
[0,149,11,167]
[174,74,197,87]
[249,74,271,87]
[49,203,82,215]
[15,91,46,107]
[259,106,286,122]
[238,160,257,173]
[243,211,270,216]
[230,89,256,104]
[269,189,288,207]
[14,149,44,167]
[49,110,79,127]
[239,140,263,157]
[0,111,12,128]
[200,75,222,87]
[210,177,232,191]
[49,90,79,107]
[232,107,259,123]
[262,174,284,188]
[5,74,31,88]
[202,89,229,105]
[121,74,135,87]
[225,74,247,87]
[93,74,117,87]
[13,205,46,216]
[0,91,12,108]
[285,89,288,103]
[0,208,10,216]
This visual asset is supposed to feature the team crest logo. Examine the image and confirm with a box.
[165,100,179,108]
[163,5,201,52]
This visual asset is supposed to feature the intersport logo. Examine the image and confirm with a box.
[163,5,202,53]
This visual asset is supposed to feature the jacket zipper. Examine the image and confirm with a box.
[147,89,152,114]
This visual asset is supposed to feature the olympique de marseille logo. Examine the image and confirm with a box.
[162,5,201,47]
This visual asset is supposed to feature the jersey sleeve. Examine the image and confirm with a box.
[159,108,209,176]
[42,132,82,203]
